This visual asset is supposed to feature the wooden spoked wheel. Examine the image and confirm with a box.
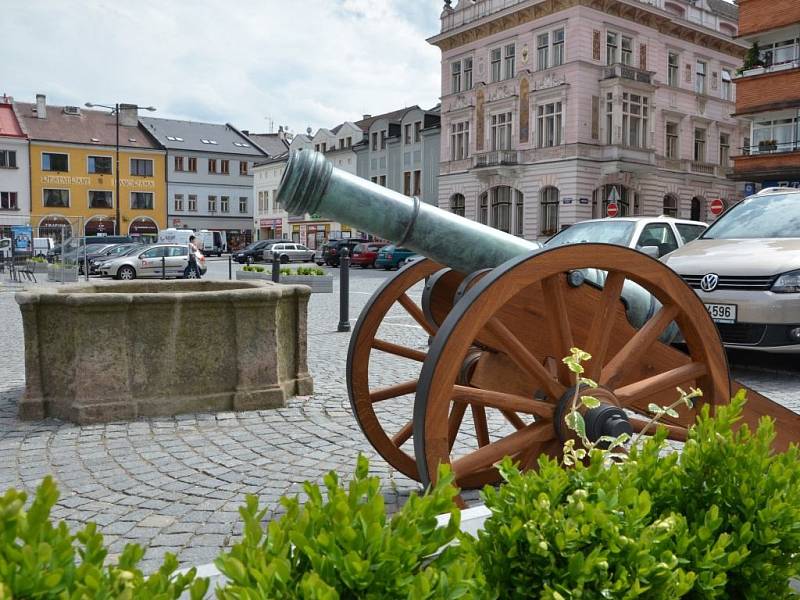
[347,258,463,481]
[413,244,731,488]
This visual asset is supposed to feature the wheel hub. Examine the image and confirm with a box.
[555,386,632,445]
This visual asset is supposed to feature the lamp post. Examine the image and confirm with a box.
[85,102,156,236]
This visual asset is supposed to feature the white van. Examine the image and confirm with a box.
[197,230,226,256]
[158,228,196,245]
[0,238,11,259]
[33,237,54,258]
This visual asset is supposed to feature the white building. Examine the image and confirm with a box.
[0,97,30,238]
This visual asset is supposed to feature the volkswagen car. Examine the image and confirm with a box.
[99,244,207,280]
[662,188,800,352]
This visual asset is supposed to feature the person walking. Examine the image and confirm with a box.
[186,235,202,279]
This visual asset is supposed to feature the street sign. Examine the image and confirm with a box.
[607,202,619,218]
[607,186,620,205]
[709,198,725,216]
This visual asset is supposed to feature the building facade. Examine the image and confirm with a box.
[140,117,269,252]
[730,0,800,190]
[0,97,30,239]
[430,0,747,241]
[16,95,166,242]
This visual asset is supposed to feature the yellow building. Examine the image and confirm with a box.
[16,96,166,241]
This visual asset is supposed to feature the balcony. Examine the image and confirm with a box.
[602,64,654,85]
[735,65,800,115]
[731,145,800,180]
[474,150,519,168]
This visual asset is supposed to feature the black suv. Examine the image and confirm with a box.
[321,238,369,267]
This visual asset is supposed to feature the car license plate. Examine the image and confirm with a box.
[705,303,737,324]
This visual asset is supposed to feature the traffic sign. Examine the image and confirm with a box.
[709,198,725,216]
[607,186,620,204]
[607,202,619,218]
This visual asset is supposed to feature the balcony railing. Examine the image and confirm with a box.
[474,150,519,168]
[602,63,653,85]
[744,141,800,155]
[690,161,717,175]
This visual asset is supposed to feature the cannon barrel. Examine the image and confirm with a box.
[276,150,536,274]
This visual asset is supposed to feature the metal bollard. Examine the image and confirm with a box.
[271,251,281,283]
[161,256,166,280]
[228,255,232,280]
[337,247,350,332]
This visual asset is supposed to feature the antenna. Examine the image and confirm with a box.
[264,116,274,133]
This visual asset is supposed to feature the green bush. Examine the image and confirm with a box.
[0,476,209,599]
[29,256,47,263]
[214,454,485,599]
[242,265,265,273]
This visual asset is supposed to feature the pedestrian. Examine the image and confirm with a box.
[186,235,202,279]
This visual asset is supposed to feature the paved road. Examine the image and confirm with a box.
[0,264,797,573]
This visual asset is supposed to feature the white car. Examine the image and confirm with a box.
[663,188,800,353]
[544,216,707,258]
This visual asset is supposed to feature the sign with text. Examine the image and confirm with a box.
[11,225,32,253]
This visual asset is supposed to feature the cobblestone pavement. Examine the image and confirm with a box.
[0,265,798,572]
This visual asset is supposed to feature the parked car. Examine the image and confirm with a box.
[374,245,417,270]
[89,243,144,275]
[350,242,388,268]
[233,240,275,264]
[662,188,800,353]
[48,235,134,262]
[544,216,707,258]
[320,239,369,267]
[98,244,207,280]
[267,242,315,263]
[77,244,118,274]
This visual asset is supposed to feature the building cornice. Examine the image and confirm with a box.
[429,0,746,58]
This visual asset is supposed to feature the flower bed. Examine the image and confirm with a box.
[236,265,333,293]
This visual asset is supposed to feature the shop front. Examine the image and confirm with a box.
[168,216,252,252]
[85,216,116,238]
[258,217,284,241]
[129,217,160,244]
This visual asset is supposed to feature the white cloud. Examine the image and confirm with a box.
[2,0,444,132]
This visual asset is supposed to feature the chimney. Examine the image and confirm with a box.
[362,114,372,120]
[278,125,285,141]
[35,94,46,119]
[119,103,138,127]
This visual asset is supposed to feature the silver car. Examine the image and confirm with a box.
[99,244,207,280]
[663,188,800,353]
[267,242,316,263]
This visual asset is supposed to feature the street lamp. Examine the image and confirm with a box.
[85,102,156,236]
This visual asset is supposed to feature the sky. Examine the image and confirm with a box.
[2,0,444,135]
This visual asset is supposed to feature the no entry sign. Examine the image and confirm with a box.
[607,202,619,218]
[710,198,725,216]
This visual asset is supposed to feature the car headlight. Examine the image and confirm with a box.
[771,270,800,293]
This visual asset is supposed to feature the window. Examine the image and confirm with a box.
[752,117,798,153]
[537,102,562,147]
[666,122,679,159]
[540,187,559,236]
[694,127,706,161]
[413,170,421,196]
[188,157,197,172]
[0,150,16,168]
[174,194,184,211]
[379,175,386,187]
[450,121,470,161]
[208,159,217,173]
[371,176,378,184]
[188,194,197,211]
[131,192,153,209]
[89,190,113,208]
[403,172,411,195]
[491,112,513,150]
[371,132,378,151]
[346,136,352,147]
[240,161,249,175]
[42,152,68,172]
[43,189,69,207]
[695,60,706,94]
[450,193,465,217]
[405,124,412,144]
[637,223,678,256]
[504,43,516,79]
[662,194,678,217]
[668,52,679,86]
[514,190,523,236]
[676,223,706,243]
[315,144,320,152]
[761,38,800,67]
[537,33,549,70]
[1,192,18,210]
[621,36,633,65]
[478,192,488,224]
[721,69,732,101]
[130,158,153,177]
[718,132,730,166]
[451,60,462,94]
[414,121,422,143]
[491,47,502,82]
[272,189,279,209]
[174,156,184,171]
[239,197,247,213]
[606,32,618,64]
[552,28,564,67]
[622,93,648,148]
[208,195,217,212]
[606,92,613,144]
[463,57,473,90]
[380,130,387,149]
[491,186,512,233]
[88,156,112,174]
[221,196,230,212]
[220,159,230,174]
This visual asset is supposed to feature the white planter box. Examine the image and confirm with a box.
[27,262,49,274]
[46,266,78,282]
[235,271,333,293]
[235,270,272,281]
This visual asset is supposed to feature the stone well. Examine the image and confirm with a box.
[15,280,313,424]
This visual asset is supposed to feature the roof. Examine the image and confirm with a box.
[15,102,159,149]
[139,116,266,155]
[354,106,419,131]
[246,133,289,156]
[254,151,289,168]
[0,103,24,138]
[707,0,738,20]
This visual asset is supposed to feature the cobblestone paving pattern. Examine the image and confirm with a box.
[0,263,798,572]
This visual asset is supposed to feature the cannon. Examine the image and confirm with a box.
[277,150,800,489]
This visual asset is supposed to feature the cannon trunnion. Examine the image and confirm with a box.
[277,150,800,489]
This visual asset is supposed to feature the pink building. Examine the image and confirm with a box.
[429,0,747,240]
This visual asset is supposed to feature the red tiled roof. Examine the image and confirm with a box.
[0,104,25,138]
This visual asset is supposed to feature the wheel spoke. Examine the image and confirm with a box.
[451,422,555,479]
[451,385,555,418]
[369,380,417,403]
[584,271,626,381]
[472,405,490,447]
[541,274,574,381]
[391,420,414,447]
[628,416,688,442]
[398,293,437,336]
[615,362,707,405]
[372,339,426,362]
[600,303,680,389]
[485,318,566,401]
[448,401,468,450]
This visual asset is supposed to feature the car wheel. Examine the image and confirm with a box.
[280,254,290,264]
[118,266,136,280]
[184,268,200,279]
